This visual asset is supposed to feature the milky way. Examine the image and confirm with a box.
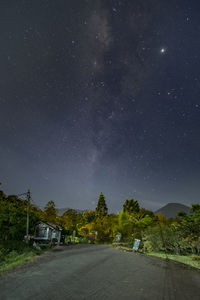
[0,0,200,211]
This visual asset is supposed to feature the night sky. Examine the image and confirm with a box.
[1,0,200,212]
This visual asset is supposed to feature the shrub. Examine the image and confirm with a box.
[0,240,29,254]
[191,255,200,261]
[5,250,18,262]
[0,247,7,264]
[78,236,89,244]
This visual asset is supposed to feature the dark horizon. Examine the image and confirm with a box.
[0,1,200,212]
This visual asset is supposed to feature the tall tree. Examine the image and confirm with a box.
[96,192,108,218]
[44,200,57,222]
[62,209,79,227]
[0,191,41,243]
[123,199,140,214]
[118,210,133,238]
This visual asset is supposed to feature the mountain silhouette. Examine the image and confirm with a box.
[155,203,191,218]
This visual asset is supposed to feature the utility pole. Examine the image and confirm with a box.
[26,189,31,243]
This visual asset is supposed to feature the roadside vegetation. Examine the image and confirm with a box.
[147,252,200,269]
[0,189,55,273]
[0,188,200,271]
[0,248,36,273]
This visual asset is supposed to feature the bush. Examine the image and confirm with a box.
[0,240,29,254]
[0,247,7,264]
[192,255,200,261]
[122,237,134,245]
[5,250,18,262]
[78,237,89,244]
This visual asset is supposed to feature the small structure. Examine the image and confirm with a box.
[133,239,141,252]
[115,232,122,242]
[34,221,62,245]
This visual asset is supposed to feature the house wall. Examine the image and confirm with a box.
[34,222,62,245]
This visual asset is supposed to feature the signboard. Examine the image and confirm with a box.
[133,239,141,252]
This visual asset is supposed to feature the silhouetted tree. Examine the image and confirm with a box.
[96,192,108,218]
[44,200,57,222]
[62,209,79,228]
[123,199,140,214]
[0,191,41,244]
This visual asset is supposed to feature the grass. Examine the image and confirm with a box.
[146,252,200,270]
[0,245,50,274]
[116,246,133,252]
[0,250,37,273]
[113,243,200,270]
[112,242,133,252]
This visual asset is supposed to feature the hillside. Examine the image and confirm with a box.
[56,208,87,216]
[155,203,191,218]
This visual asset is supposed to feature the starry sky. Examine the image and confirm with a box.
[0,0,200,212]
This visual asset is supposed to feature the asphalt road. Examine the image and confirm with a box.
[0,244,200,300]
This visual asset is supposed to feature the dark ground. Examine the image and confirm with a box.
[0,244,200,300]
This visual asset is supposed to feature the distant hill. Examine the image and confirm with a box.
[56,208,70,216]
[155,203,191,218]
[56,208,87,216]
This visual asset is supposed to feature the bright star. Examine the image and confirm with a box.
[160,48,166,54]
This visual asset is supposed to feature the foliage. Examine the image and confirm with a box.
[58,209,83,234]
[44,200,57,222]
[78,226,89,236]
[123,199,140,214]
[118,210,133,238]
[136,215,154,229]
[137,208,155,219]
[81,211,96,225]
[0,187,199,261]
[143,224,179,252]
[96,192,108,218]
[147,252,200,269]
[143,204,200,255]
[0,192,43,244]
[191,204,200,214]
[0,250,36,272]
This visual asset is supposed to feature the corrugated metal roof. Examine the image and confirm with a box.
[36,221,62,231]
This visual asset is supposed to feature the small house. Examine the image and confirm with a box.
[34,221,63,245]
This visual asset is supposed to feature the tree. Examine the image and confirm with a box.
[138,208,155,219]
[96,192,108,218]
[0,191,41,246]
[89,214,118,242]
[62,209,78,227]
[118,210,133,238]
[123,199,140,214]
[191,204,200,214]
[81,211,96,225]
[177,211,187,217]
[136,215,154,229]
[44,200,57,222]
[0,189,6,201]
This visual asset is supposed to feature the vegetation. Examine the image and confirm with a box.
[44,200,57,223]
[96,192,108,218]
[123,199,140,214]
[0,187,199,271]
[146,252,200,270]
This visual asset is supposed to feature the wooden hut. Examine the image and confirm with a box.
[34,221,62,245]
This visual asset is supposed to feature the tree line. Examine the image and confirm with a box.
[0,189,200,256]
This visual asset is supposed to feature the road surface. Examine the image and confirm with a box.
[0,244,200,299]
